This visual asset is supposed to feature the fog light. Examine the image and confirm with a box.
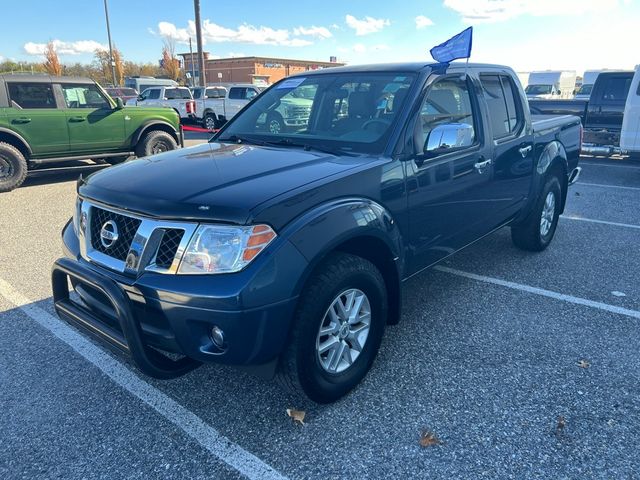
[210,326,225,348]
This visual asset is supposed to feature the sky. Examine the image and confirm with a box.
[1,0,639,74]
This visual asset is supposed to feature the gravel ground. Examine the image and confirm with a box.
[1,151,639,480]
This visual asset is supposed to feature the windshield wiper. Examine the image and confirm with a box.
[263,138,358,157]
[216,134,267,146]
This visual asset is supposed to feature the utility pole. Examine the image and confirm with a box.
[194,0,206,86]
[103,0,117,85]
[188,38,196,87]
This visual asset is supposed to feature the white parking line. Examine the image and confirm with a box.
[576,182,640,192]
[0,278,288,480]
[434,266,640,320]
[561,215,640,230]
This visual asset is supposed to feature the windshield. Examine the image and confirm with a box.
[576,84,593,95]
[525,84,553,95]
[216,72,416,154]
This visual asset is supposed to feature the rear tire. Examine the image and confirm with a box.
[202,113,217,131]
[134,130,177,158]
[0,142,28,193]
[511,175,562,251]
[276,252,387,403]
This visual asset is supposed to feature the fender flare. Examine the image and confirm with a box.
[0,127,32,156]
[516,140,569,224]
[280,197,404,324]
[131,120,179,147]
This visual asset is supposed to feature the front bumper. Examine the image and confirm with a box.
[54,220,305,378]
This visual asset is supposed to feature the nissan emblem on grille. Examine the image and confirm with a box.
[99,220,119,249]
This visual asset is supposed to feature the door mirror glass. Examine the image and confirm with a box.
[424,123,474,154]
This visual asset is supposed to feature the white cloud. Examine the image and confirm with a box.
[293,26,332,39]
[24,39,107,56]
[345,14,390,35]
[156,20,313,47]
[444,0,623,23]
[415,15,435,29]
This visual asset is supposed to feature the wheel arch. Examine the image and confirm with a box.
[131,120,179,148]
[284,198,404,325]
[537,141,568,213]
[0,128,31,159]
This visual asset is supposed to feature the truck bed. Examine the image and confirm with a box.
[531,114,582,133]
[529,99,588,121]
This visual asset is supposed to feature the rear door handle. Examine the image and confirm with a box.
[518,145,532,157]
[474,158,492,173]
[69,116,86,122]
[12,117,31,124]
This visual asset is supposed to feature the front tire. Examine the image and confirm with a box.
[511,175,562,251]
[135,130,178,158]
[0,142,28,193]
[277,252,387,403]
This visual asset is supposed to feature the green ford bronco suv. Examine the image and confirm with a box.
[0,74,183,192]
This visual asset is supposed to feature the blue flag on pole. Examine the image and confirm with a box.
[430,27,473,63]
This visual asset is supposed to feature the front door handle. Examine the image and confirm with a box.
[518,145,532,157]
[474,158,492,173]
[69,116,86,122]
[12,117,31,124]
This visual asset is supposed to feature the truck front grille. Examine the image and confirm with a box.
[90,207,142,261]
[155,229,185,269]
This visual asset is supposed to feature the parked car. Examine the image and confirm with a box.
[525,71,577,99]
[126,86,196,122]
[0,74,183,192]
[52,63,581,403]
[104,87,138,103]
[529,69,637,155]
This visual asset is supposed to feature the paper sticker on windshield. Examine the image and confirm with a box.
[276,77,306,89]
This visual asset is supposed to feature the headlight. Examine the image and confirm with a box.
[178,224,276,274]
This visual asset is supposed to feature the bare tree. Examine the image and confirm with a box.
[43,41,62,76]
[161,39,180,81]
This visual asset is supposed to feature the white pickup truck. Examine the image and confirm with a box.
[193,84,314,133]
[126,86,196,122]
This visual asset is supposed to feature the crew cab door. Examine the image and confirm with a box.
[405,74,495,273]
[4,81,69,156]
[57,83,126,153]
[478,73,534,219]
[226,87,258,118]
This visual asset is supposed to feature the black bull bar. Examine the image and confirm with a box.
[52,257,200,379]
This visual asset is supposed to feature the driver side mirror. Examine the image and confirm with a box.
[137,95,144,101]
[114,97,124,109]
[424,123,474,156]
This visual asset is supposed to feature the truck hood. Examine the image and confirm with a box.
[79,142,362,224]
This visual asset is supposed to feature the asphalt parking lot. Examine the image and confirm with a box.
[1,143,639,479]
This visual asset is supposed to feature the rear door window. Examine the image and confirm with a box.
[228,87,245,100]
[599,76,632,102]
[480,74,522,138]
[7,83,56,109]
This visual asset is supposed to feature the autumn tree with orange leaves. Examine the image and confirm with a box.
[161,40,180,81]
[43,41,62,76]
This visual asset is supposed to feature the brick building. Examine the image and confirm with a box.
[179,54,343,86]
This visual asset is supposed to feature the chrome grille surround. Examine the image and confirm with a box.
[78,200,198,275]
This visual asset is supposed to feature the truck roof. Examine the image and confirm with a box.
[293,62,516,76]
[0,73,95,84]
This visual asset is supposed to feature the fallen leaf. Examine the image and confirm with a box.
[286,408,306,425]
[419,429,442,447]
[577,360,590,368]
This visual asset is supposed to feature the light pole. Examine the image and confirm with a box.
[189,37,196,87]
[103,0,117,85]
[194,0,206,86]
